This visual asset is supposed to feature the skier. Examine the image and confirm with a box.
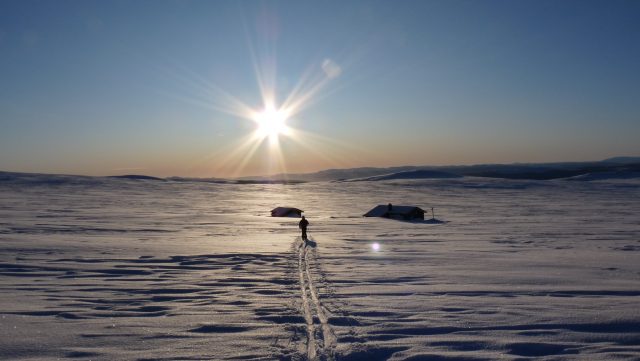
[299,215,309,240]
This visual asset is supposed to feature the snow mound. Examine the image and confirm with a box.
[348,169,462,182]
[566,171,640,181]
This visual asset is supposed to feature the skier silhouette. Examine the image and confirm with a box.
[299,215,309,240]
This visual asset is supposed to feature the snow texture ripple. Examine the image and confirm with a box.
[0,174,639,360]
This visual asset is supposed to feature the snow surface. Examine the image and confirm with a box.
[1,175,639,360]
[566,171,640,181]
[346,170,461,182]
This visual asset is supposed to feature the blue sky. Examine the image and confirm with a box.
[1,0,639,177]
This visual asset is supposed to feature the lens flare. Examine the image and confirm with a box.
[372,242,380,251]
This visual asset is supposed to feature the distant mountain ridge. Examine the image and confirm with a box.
[1,157,639,183]
[109,175,165,181]
[602,156,640,164]
[244,157,640,182]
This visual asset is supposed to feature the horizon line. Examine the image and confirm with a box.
[1,156,639,180]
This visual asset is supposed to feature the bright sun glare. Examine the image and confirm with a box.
[254,105,290,141]
[191,21,345,177]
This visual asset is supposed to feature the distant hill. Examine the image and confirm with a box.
[167,176,229,184]
[242,166,421,182]
[240,157,640,182]
[238,159,639,182]
[109,175,165,181]
[346,169,462,182]
[567,171,640,181]
[602,156,640,164]
[2,156,640,184]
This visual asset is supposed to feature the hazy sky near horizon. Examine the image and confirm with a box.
[1,0,639,177]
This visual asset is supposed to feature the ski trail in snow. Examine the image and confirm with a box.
[298,239,317,360]
[297,237,336,360]
[298,238,316,360]
[305,243,337,353]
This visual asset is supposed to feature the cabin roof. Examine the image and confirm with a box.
[271,207,303,217]
[363,205,425,217]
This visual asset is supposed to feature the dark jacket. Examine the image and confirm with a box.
[299,218,309,229]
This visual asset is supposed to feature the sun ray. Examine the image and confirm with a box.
[158,64,257,120]
[159,9,374,178]
[280,65,333,117]
[147,65,255,126]
[288,128,375,168]
[285,137,342,168]
[286,132,356,169]
[242,13,279,110]
[279,65,323,114]
[268,137,289,177]
[231,135,267,178]
[204,133,264,177]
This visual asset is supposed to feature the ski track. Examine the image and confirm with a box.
[297,237,336,360]
[298,239,317,359]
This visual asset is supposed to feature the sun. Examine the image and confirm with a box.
[253,105,290,141]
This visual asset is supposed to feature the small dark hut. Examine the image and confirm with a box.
[363,204,425,220]
[271,207,304,217]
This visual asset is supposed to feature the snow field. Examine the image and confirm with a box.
[0,176,639,360]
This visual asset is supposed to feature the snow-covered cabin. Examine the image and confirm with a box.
[363,204,425,220]
[271,207,304,217]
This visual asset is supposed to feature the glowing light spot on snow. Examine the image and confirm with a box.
[372,242,380,251]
